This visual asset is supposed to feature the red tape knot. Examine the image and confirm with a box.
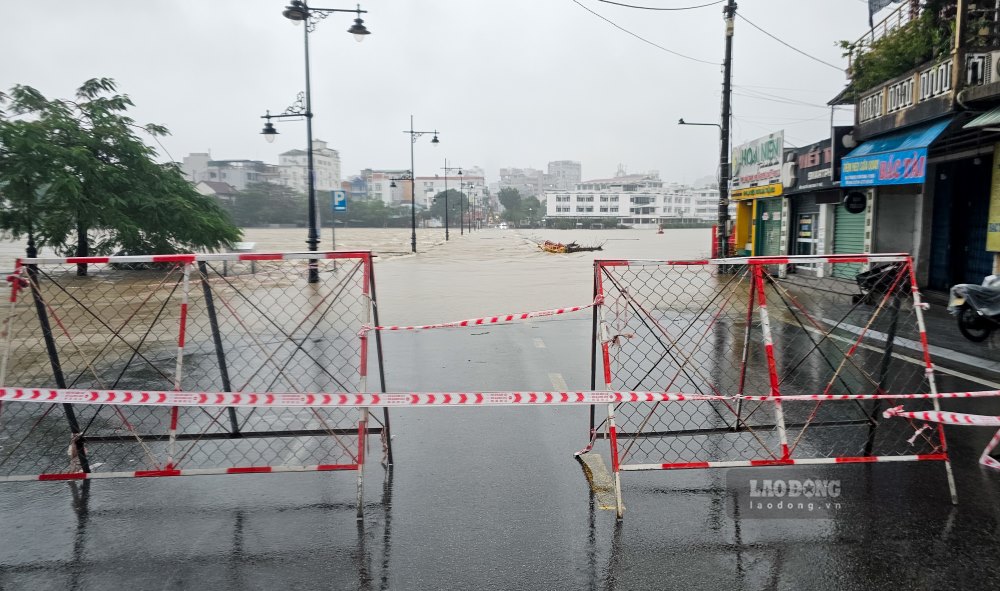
[357,324,373,337]
[604,333,635,347]
[917,302,930,310]
[594,294,605,306]
[6,275,27,288]
[882,405,904,419]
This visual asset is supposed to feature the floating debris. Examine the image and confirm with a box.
[538,240,604,254]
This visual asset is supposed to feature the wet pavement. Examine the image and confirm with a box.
[2,228,1000,590]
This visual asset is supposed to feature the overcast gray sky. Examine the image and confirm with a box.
[3,0,871,184]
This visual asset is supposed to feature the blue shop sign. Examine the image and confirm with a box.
[840,118,951,187]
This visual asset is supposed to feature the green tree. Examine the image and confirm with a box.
[0,78,241,274]
[497,187,522,222]
[225,182,305,227]
[521,196,542,225]
[428,189,467,224]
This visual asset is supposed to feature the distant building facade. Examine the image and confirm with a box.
[277,139,341,193]
[181,153,278,190]
[543,172,716,227]
[547,160,582,191]
[499,167,554,198]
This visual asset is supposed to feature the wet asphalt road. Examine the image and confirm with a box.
[3,229,1000,590]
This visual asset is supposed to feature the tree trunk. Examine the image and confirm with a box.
[76,219,88,277]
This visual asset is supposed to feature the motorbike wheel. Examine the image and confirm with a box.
[957,305,992,342]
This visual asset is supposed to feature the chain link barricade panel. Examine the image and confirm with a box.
[0,254,376,480]
[595,258,943,468]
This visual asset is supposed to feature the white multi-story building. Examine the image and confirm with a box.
[181,153,279,190]
[544,173,714,227]
[364,169,411,204]
[277,139,341,193]
[414,174,487,208]
[547,160,582,191]
[499,167,554,198]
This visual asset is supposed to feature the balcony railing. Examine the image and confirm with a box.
[846,1,922,71]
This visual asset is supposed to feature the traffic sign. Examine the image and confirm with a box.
[331,190,347,212]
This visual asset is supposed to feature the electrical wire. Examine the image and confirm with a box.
[733,88,831,109]
[596,0,724,10]
[736,13,843,71]
[571,0,717,65]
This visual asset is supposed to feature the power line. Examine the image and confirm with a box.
[732,91,830,109]
[596,0,724,10]
[571,0,717,65]
[736,13,843,71]
[733,87,831,109]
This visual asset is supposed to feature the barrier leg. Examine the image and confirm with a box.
[865,294,900,455]
[753,266,789,459]
[357,407,368,520]
[198,261,239,435]
[27,260,90,473]
[608,402,624,520]
[908,260,958,504]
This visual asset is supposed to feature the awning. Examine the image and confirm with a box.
[963,106,1000,129]
[841,118,952,187]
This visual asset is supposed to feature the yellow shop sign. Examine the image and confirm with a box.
[731,183,783,200]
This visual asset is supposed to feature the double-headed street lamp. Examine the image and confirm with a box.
[403,116,439,253]
[259,1,370,283]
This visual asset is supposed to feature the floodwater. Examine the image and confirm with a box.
[0,227,453,272]
[3,227,1000,590]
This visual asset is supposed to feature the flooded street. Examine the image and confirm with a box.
[2,227,1000,590]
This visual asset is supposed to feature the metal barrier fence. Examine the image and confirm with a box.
[587,254,956,517]
[0,252,389,518]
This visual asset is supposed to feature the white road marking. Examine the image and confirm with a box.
[549,372,568,391]
[533,338,546,349]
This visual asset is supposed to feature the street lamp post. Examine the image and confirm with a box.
[458,170,465,236]
[260,1,370,283]
[403,116,439,253]
[442,161,462,241]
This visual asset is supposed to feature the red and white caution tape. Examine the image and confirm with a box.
[358,296,603,335]
[4,388,1000,408]
[0,463,360,483]
[0,387,709,408]
[883,406,1000,470]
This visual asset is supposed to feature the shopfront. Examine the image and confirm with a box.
[840,118,950,278]
[731,131,784,256]
[784,128,851,274]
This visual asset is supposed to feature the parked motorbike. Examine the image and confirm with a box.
[948,275,1000,342]
[852,262,910,305]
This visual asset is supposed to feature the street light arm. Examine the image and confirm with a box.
[307,5,367,14]
[678,119,722,129]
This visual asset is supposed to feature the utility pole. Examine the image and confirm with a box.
[718,0,736,260]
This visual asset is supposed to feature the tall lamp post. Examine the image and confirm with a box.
[259,1,370,283]
[442,161,462,241]
[678,117,728,259]
[458,170,466,236]
[403,116,439,253]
